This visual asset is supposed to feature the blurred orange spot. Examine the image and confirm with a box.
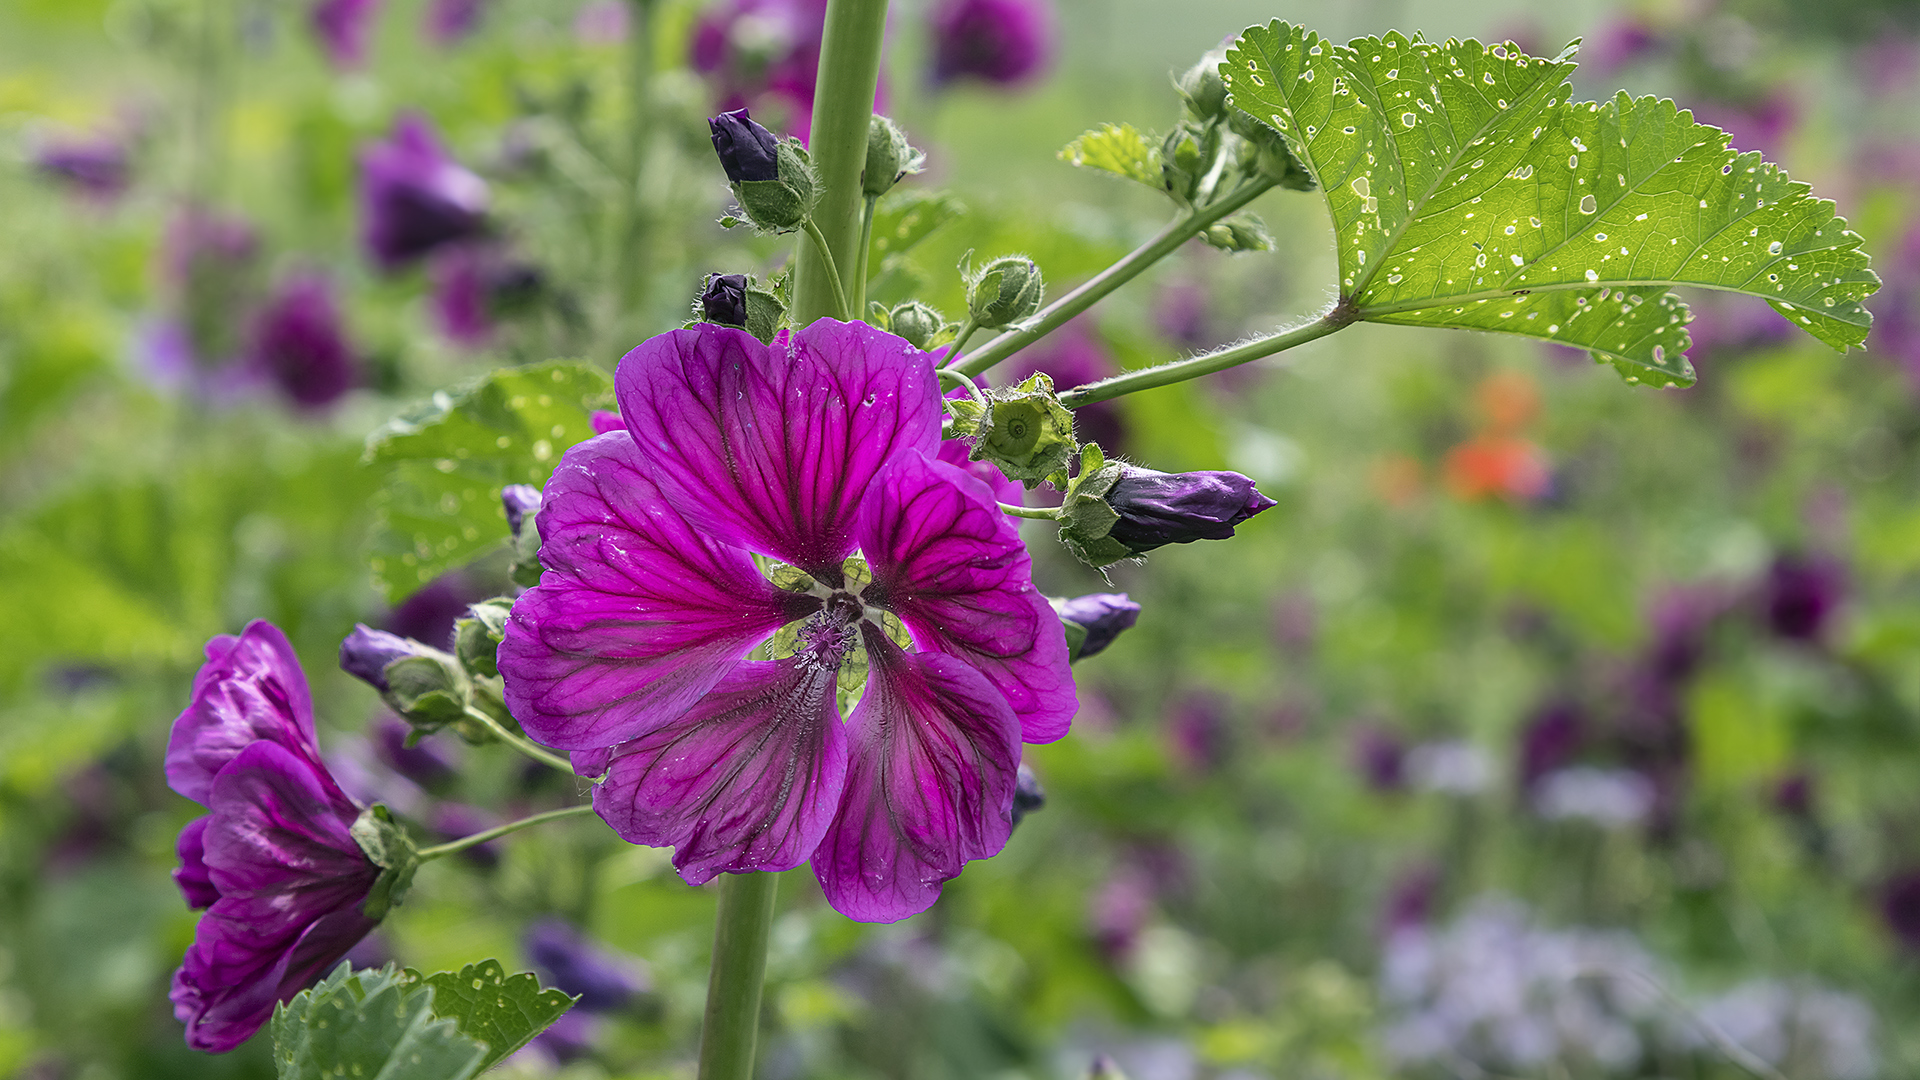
[1476,370,1540,433]
[1444,435,1551,502]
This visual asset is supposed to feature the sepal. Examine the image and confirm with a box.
[966,372,1078,488]
[350,804,420,922]
[960,251,1044,328]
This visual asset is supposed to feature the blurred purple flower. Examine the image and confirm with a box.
[1880,871,1920,950]
[690,0,830,136]
[1154,279,1213,350]
[573,0,628,44]
[1352,725,1407,792]
[430,803,501,867]
[359,114,490,270]
[1858,36,1920,95]
[1516,700,1584,794]
[1771,769,1814,819]
[1682,290,1794,362]
[525,918,648,1011]
[424,0,488,44]
[33,133,130,200]
[1004,317,1126,454]
[928,0,1054,87]
[248,273,357,409]
[384,573,488,650]
[1088,864,1153,961]
[526,1010,600,1064]
[165,622,381,1052]
[311,0,382,68]
[1692,92,1799,165]
[1271,589,1316,653]
[371,716,459,789]
[429,244,542,346]
[1760,554,1845,643]
[1168,691,1231,773]
[1382,864,1439,936]
[1585,18,1663,78]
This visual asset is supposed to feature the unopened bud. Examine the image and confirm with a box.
[698,272,749,327]
[1201,213,1273,252]
[1176,49,1230,121]
[888,300,950,351]
[709,109,818,233]
[1011,763,1046,828]
[1057,449,1276,567]
[455,597,513,680]
[1160,121,1211,203]
[962,253,1044,328]
[340,624,471,733]
[1051,593,1142,660]
[707,109,779,183]
[502,484,543,587]
[862,114,924,198]
[1229,109,1316,191]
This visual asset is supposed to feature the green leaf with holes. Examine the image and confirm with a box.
[1223,23,1878,387]
[868,190,965,262]
[272,963,487,1080]
[1060,123,1162,188]
[365,361,613,602]
[422,960,578,1072]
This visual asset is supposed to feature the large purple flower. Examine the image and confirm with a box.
[358,114,490,271]
[248,272,358,409]
[927,0,1054,88]
[499,320,1075,921]
[166,622,381,1052]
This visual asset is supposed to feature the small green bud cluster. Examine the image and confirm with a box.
[1136,48,1316,222]
[960,251,1045,328]
[339,596,525,746]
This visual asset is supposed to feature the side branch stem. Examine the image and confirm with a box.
[954,177,1278,376]
[1060,308,1351,407]
[696,873,780,1080]
[416,805,596,861]
[462,704,576,774]
[854,194,878,314]
[800,218,852,321]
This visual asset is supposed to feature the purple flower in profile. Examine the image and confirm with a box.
[525,918,647,1011]
[424,0,488,44]
[311,0,382,68]
[359,114,489,270]
[1881,871,1920,950]
[165,622,381,1052]
[928,0,1053,87]
[690,0,830,135]
[498,320,1075,922]
[1760,554,1845,643]
[1053,593,1140,660]
[33,133,130,200]
[248,273,358,409]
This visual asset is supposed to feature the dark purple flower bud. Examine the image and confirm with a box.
[1381,864,1439,935]
[1516,700,1584,793]
[249,273,358,409]
[502,484,542,537]
[708,109,781,183]
[165,621,396,1053]
[359,114,490,270]
[928,0,1054,87]
[699,272,750,326]
[371,716,458,788]
[1762,554,1845,643]
[311,0,382,68]
[340,624,420,693]
[1771,769,1814,819]
[1352,725,1407,792]
[424,0,488,44]
[1881,871,1920,950]
[1168,691,1231,773]
[525,917,648,1012]
[1052,593,1140,661]
[33,134,130,200]
[1010,762,1045,827]
[1104,466,1276,553]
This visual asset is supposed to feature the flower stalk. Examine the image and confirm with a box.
[800,217,853,321]
[696,872,780,1080]
[1060,305,1353,407]
[789,0,890,323]
[1000,502,1061,520]
[461,703,576,774]
[416,804,598,861]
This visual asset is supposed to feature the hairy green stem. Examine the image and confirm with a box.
[1060,307,1352,407]
[696,873,779,1080]
[416,804,596,861]
[942,319,981,365]
[462,704,576,774]
[1000,502,1061,520]
[954,177,1278,376]
[854,194,878,314]
[936,366,985,403]
[789,0,889,323]
[800,218,852,321]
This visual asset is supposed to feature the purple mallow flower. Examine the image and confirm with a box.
[33,133,130,200]
[311,0,382,68]
[690,0,829,134]
[165,622,381,1052]
[708,109,781,183]
[359,114,489,271]
[525,918,647,1011]
[249,273,357,409]
[928,0,1054,87]
[424,0,488,44]
[1103,466,1276,554]
[1052,593,1140,660]
[1760,554,1845,643]
[498,320,1075,922]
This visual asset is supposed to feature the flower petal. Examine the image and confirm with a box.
[175,816,220,910]
[499,432,812,750]
[616,321,942,576]
[858,449,1077,742]
[172,904,378,1052]
[165,621,322,805]
[592,657,847,884]
[935,436,1023,507]
[201,742,371,897]
[813,629,1022,922]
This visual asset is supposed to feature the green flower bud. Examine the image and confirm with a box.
[1160,120,1213,204]
[455,597,513,680]
[887,300,952,350]
[968,372,1077,487]
[1176,49,1230,121]
[862,114,925,199]
[1201,212,1274,253]
[961,252,1044,328]
[1229,109,1316,191]
[727,138,819,233]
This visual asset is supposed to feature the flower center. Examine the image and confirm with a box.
[792,590,864,672]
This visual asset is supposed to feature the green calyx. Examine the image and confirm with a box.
[351,804,420,922]
[961,372,1078,488]
[1055,444,1136,568]
[862,114,925,199]
[1176,49,1230,122]
[724,139,819,233]
[960,251,1045,328]
[1226,109,1315,191]
[1202,213,1274,252]
[455,598,512,679]
[385,598,524,746]
[880,300,957,351]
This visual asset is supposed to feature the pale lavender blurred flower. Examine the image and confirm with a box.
[573,0,629,44]
[1406,741,1492,795]
[1532,767,1656,827]
[1680,981,1876,1080]
[1692,91,1799,165]
[1858,36,1920,95]
[1585,18,1664,78]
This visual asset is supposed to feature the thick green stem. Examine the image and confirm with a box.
[854,194,878,314]
[696,873,779,1080]
[462,704,576,774]
[790,0,889,323]
[800,218,852,321]
[954,177,1278,377]
[416,804,596,861]
[1060,307,1352,407]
